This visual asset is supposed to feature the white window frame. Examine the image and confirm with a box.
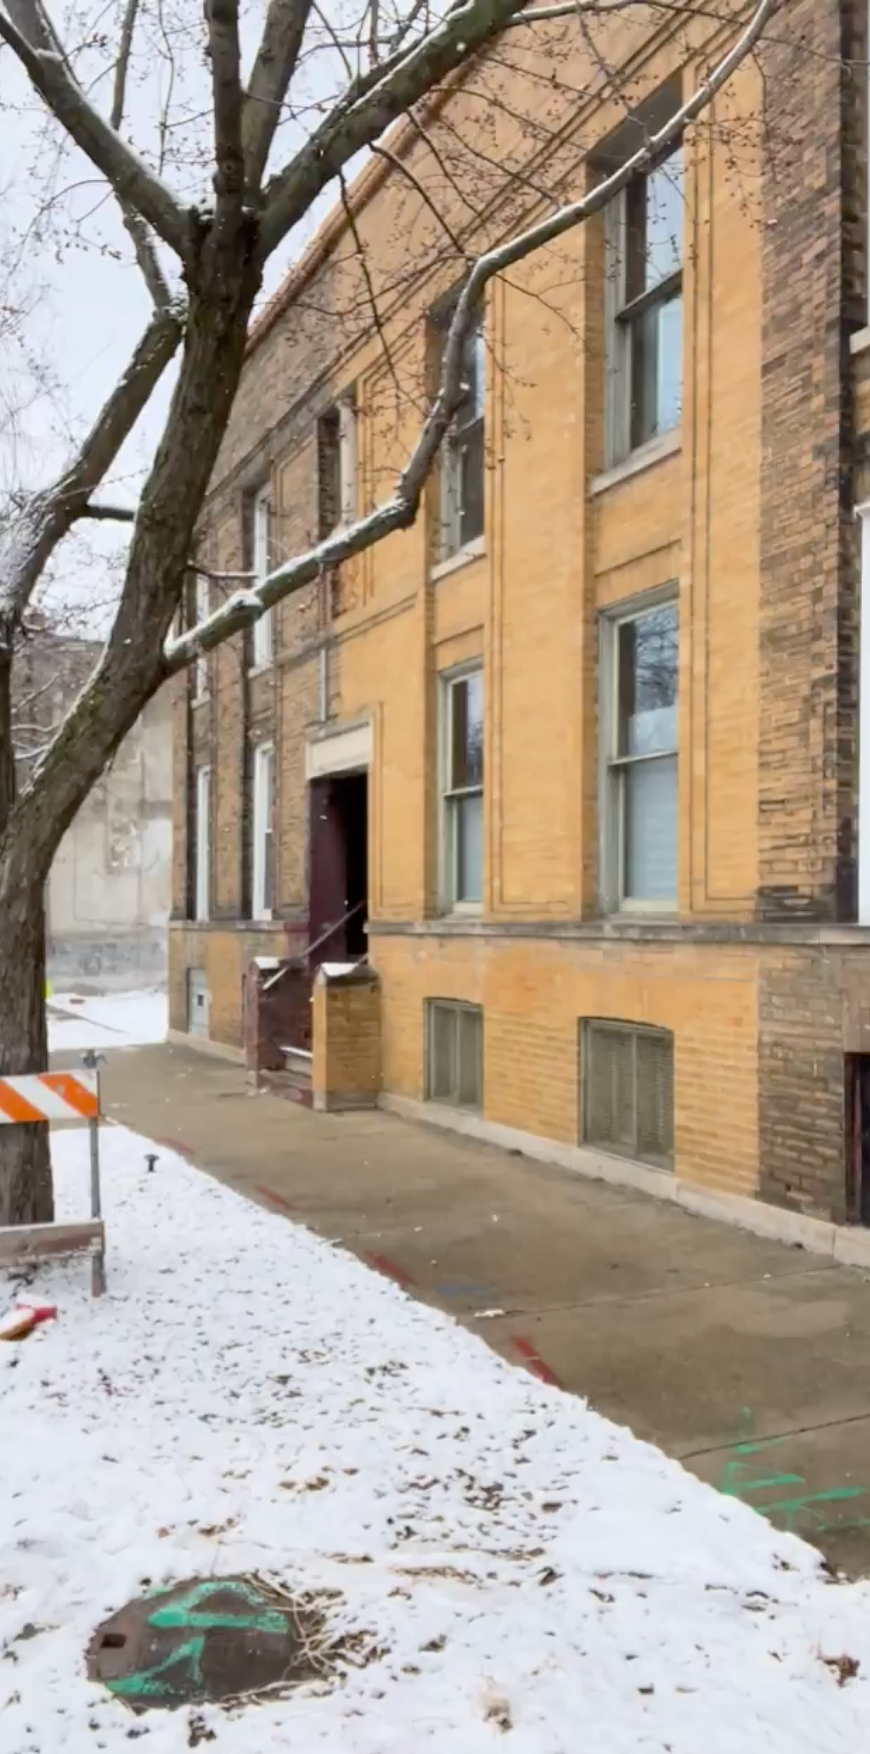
[252,742,274,921]
[439,664,484,912]
[252,484,273,669]
[605,150,683,467]
[598,587,679,915]
[194,765,211,923]
[194,575,209,700]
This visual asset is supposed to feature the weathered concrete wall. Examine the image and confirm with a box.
[47,688,172,990]
[14,633,172,991]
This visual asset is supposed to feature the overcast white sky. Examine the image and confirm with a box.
[1,1,361,623]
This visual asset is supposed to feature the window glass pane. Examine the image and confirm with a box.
[458,316,484,423]
[618,606,678,757]
[629,304,658,449]
[458,417,484,547]
[636,1030,674,1162]
[429,1005,455,1101]
[629,296,682,449]
[645,152,683,286]
[441,310,484,556]
[450,674,484,788]
[456,793,483,901]
[582,1022,674,1168]
[585,1025,634,1150]
[318,408,341,536]
[624,177,647,305]
[457,1007,483,1108]
[624,753,677,901]
[254,493,271,579]
[656,293,682,433]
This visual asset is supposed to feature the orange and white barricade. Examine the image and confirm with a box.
[0,1062,105,1295]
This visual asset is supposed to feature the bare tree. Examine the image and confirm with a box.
[0,0,779,1225]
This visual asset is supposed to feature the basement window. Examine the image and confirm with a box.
[427,1000,483,1110]
[581,1019,674,1169]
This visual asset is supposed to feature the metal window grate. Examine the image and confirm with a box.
[581,1020,673,1169]
[427,1001,483,1110]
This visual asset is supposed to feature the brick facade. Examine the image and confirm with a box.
[169,2,870,1226]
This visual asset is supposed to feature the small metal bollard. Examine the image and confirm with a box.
[81,1050,106,1298]
[145,1153,158,1174]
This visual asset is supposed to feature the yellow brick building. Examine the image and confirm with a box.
[170,0,870,1235]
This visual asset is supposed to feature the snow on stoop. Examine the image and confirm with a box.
[1,1125,869,1751]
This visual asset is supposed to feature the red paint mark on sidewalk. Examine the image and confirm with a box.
[366,1252,416,1289]
[511,1336,562,1389]
[255,1184,298,1214]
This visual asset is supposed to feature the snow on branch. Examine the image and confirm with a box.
[0,0,189,259]
[166,0,778,677]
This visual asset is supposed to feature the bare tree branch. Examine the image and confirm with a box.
[108,0,172,308]
[169,0,779,673]
[205,0,245,205]
[0,0,189,258]
[0,303,182,630]
[242,0,316,194]
[372,140,467,255]
[259,0,533,256]
[338,169,406,409]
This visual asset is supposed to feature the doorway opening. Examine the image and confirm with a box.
[308,770,368,964]
[845,1054,870,1226]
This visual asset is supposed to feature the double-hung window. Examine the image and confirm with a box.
[607,150,683,461]
[252,743,274,920]
[601,596,679,909]
[438,308,485,559]
[441,668,484,907]
[252,485,273,668]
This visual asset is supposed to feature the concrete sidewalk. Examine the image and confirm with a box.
[87,1039,870,1577]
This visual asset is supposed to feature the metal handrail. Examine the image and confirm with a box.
[262,899,367,992]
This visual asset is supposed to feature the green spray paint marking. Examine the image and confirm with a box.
[717,1428,870,1538]
[106,1578,289,1704]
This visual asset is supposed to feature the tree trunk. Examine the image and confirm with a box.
[0,882,52,1227]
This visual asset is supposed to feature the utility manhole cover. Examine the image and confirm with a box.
[87,1575,326,1711]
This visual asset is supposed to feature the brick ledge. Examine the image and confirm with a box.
[367,917,870,947]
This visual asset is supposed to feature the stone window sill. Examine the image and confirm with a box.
[589,429,681,497]
[432,535,486,582]
[850,326,870,358]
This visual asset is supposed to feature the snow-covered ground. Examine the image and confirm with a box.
[48,990,167,1053]
[3,1127,870,1752]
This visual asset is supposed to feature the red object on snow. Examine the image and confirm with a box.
[0,1301,58,1340]
[19,1301,57,1326]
